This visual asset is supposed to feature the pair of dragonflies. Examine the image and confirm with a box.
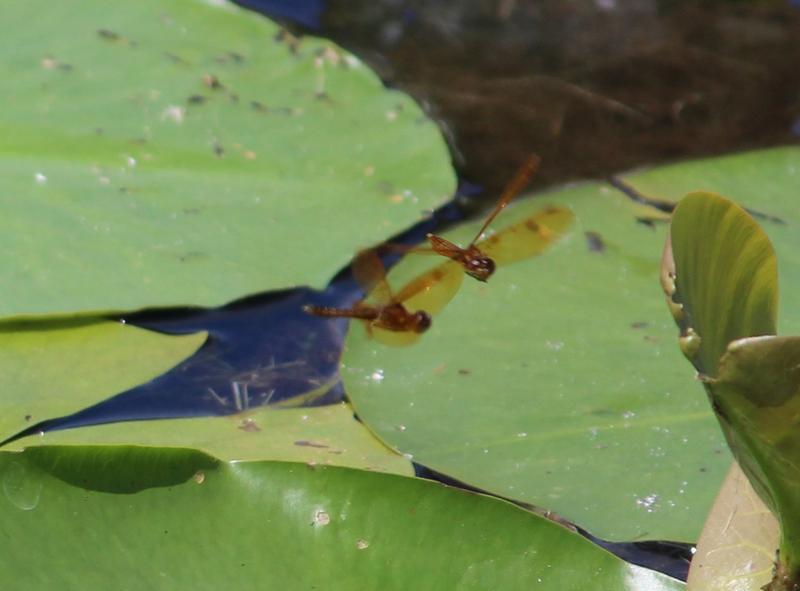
[304,155,574,345]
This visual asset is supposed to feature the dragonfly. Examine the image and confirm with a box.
[303,248,463,346]
[423,154,573,281]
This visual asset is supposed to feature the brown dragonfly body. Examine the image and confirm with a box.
[305,155,574,345]
[426,237,495,282]
[428,154,573,281]
[304,300,431,334]
[304,249,461,345]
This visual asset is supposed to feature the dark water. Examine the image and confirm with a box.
[252,0,800,197]
[25,1,800,580]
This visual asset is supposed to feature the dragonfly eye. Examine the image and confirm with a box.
[413,311,432,333]
[466,257,495,282]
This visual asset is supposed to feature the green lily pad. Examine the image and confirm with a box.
[8,402,413,475]
[0,318,206,443]
[0,446,683,590]
[0,0,453,318]
[342,184,730,543]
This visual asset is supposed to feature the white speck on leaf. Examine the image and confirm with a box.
[161,105,185,124]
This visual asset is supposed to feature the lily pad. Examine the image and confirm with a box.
[342,184,730,543]
[0,446,683,590]
[0,0,453,318]
[0,318,206,443]
[8,402,413,475]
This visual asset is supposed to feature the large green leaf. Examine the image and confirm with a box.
[342,185,729,543]
[0,318,206,443]
[7,403,413,475]
[622,146,800,334]
[662,191,777,376]
[0,447,683,590]
[0,0,453,317]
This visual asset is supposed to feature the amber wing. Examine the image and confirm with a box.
[351,248,394,306]
[393,259,465,316]
[478,205,574,267]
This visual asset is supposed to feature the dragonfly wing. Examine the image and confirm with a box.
[352,249,393,305]
[467,154,541,247]
[427,234,464,260]
[479,205,575,266]
[371,326,422,347]
[394,260,464,316]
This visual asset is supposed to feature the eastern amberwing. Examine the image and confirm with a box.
[306,157,574,345]
[424,154,573,281]
[303,249,462,346]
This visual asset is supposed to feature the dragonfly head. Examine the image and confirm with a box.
[465,256,495,282]
[412,310,432,333]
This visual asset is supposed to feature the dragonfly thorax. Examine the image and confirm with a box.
[464,253,495,282]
